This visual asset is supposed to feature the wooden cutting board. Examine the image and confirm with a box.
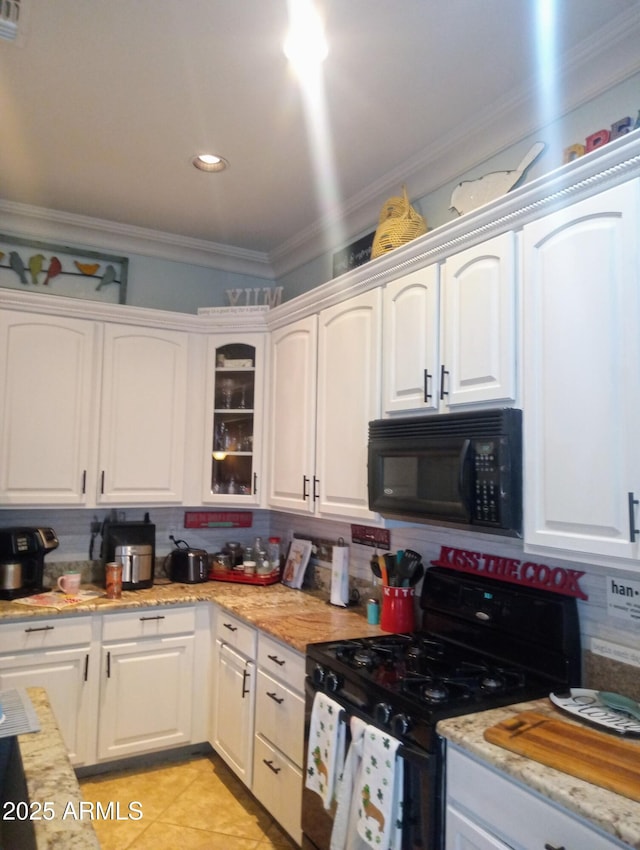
[484,711,640,803]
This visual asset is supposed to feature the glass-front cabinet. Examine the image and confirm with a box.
[203,335,265,504]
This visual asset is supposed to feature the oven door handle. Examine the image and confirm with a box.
[458,438,473,521]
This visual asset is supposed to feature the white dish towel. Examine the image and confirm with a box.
[330,716,369,850]
[305,691,346,810]
[356,725,403,850]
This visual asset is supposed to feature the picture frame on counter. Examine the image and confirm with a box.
[0,233,128,304]
[282,538,312,589]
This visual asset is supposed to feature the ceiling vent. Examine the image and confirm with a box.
[0,0,27,44]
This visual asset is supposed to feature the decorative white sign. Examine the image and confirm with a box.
[606,576,640,621]
[225,286,283,308]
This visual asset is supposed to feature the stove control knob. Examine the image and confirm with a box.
[312,664,326,686]
[391,713,412,736]
[325,671,342,693]
[373,702,393,725]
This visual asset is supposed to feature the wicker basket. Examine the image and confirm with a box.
[371,185,427,259]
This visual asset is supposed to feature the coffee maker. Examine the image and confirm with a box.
[100,515,155,590]
[0,527,59,600]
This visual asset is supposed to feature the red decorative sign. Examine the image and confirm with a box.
[184,511,253,529]
[431,545,588,600]
[350,524,391,549]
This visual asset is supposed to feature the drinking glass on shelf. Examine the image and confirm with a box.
[238,385,247,409]
[220,379,234,408]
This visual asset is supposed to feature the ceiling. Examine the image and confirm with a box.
[1,0,640,278]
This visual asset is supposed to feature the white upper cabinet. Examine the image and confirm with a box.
[268,289,381,520]
[97,324,189,504]
[441,232,517,409]
[382,265,440,413]
[382,232,517,416]
[315,288,381,519]
[522,179,640,566]
[268,314,318,513]
[202,334,266,505]
[0,312,100,505]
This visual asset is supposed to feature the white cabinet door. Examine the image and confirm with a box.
[0,312,99,505]
[97,635,194,761]
[97,324,188,503]
[442,232,517,408]
[212,640,255,786]
[523,180,640,564]
[0,647,94,766]
[446,806,510,850]
[383,265,440,413]
[446,744,628,850]
[267,315,318,513]
[202,335,265,505]
[316,288,382,519]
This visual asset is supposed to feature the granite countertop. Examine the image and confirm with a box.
[0,579,383,653]
[16,687,100,850]
[437,698,640,849]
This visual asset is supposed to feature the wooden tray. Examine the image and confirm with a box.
[484,710,640,802]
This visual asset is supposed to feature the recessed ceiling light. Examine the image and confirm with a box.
[192,154,229,173]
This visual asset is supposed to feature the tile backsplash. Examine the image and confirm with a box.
[4,505,640,695]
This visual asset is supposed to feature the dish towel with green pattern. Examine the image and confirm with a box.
[305,691,346,809]
[356,725,403,850]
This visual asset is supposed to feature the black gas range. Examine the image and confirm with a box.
[302,566,582,850]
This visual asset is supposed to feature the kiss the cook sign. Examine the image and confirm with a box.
[431,545,588,600]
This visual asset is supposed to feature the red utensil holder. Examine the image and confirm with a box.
[380,585,415,633]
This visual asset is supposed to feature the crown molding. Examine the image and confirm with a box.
[0,199,274,280]
[266,130,640,330]
[269,7,640,279]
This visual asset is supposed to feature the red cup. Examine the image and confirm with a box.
[380,586,415,633]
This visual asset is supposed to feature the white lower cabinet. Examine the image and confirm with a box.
[252,633,305,844]
[445,744,629,850]
[97,606,196,762]
[211,608,257,786]
[0,615,97,767]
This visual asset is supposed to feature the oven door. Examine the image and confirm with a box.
[302,680,442,850]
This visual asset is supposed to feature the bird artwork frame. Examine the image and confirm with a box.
[0,234,128,304]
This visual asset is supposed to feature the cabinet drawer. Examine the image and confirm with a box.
[215,610,256,659]
[101,606,195,641]
[253,733,302,845]
[0,615,93,652]
[258,634,305,693]
[255,668,305,767]
[447,745,627,850]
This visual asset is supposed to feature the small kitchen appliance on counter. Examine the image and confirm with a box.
[165,536,209,584]
[100,517,155,590]
[0,527,59,600]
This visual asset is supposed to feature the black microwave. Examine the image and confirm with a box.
[368,408,522,535]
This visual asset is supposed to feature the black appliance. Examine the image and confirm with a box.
[0,527,59,599]
[302,566,581,850]
[368,408,522,535]
[165,537,209,584]
[100,518,155,590]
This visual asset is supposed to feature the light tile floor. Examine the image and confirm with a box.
[79,752,299,850]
